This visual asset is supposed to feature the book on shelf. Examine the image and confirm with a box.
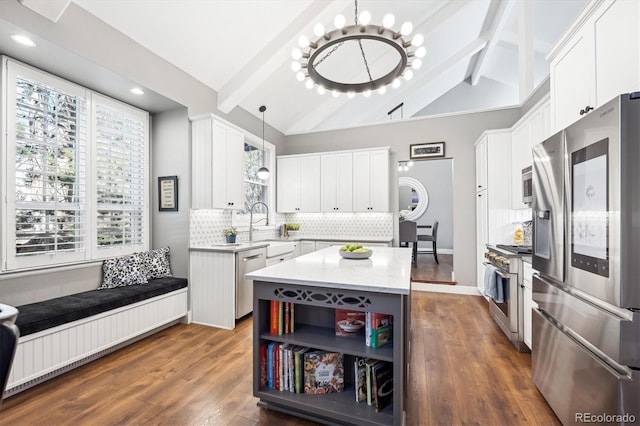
[366,312,393,348]
[285,302,290,334]
[365,358,381,405]
[270,301,278,335]
[303,351,344,395]
[354,356,368,403]
[260,343,268,388]
[372,361,393,412]
[371,325,393,348]
[294,346,310,393]
[267,342,277,388]
[269,301,295,336]
[335,309,366,337]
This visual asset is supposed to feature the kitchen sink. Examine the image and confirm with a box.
[265,240,295,258]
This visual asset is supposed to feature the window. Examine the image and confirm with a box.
[3,59,149,271]
[232,141,274,227]
[93,95,147,255]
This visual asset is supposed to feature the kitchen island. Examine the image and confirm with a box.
[247,246,411,426]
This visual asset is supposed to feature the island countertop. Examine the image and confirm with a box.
[246,246,411,295]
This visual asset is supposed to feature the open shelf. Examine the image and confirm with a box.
[253,280,407,426]
[260,324,393,362]
[257,385,393,426]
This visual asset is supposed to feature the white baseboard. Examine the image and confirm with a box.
[411,282,481,295]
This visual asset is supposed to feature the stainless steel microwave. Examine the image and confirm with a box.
[522,166,532,204]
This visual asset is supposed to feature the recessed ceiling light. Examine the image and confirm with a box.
[130,87,144,95]
[10,34,37,47]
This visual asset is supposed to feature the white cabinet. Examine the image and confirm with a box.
[320,152,353,212]
[276,155,321,212]
[475,141,488,193]
[475,130,512,290]
[522,261,536,350]
[277,148,389,214]
[510,96,551,209]
[191,116,244,209]
[299,240,316,255]
[550,0,640,132]
[315,241,343,251]
[353,149,390,212]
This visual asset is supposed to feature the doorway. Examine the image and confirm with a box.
[398,158,454,283]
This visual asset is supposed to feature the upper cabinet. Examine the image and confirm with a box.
[550,0,640,131]
[320,152,353,212]
[277,148,389,214]
[277,155,321,213]
[192,116,244,209]
[510,95,551,209]
[353,149,390,212]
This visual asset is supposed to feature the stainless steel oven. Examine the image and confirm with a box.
[483,247,529,353]
[522,166,533,205]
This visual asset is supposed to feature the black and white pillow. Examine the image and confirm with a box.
[140,247,172,279]
[100,254,149,289]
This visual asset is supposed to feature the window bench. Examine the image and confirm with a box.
[5,278,188,396]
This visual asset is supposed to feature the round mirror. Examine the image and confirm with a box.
[398,177,428,221]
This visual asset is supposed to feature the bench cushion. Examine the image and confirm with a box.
[15,277,188,336]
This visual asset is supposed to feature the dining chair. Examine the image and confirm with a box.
[417,220,439,264]
[399,220,417,264]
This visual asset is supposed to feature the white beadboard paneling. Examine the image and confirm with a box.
[7,289,187,391]
[189,250,236,329]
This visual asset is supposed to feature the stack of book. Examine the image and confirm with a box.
[353,357,393,412]
[335,309,393,348]
[269,300,294,335]
[260,343,344,395]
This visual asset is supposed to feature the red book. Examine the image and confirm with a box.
[285,302,290,334]
[270,300,278,335]
[260,343,267,388]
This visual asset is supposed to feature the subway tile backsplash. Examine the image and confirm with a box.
[283,212,393,241]
[189,210,394,246]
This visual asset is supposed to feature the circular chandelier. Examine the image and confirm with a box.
[291,0,425,97]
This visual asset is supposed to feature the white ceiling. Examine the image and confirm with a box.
[37,0,588,134]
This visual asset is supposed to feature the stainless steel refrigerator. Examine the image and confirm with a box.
[532,94,640,425]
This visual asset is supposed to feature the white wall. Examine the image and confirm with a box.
[151,109,191,278]
[283,107,521,287]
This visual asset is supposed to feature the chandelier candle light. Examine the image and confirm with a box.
[291,0,425,96]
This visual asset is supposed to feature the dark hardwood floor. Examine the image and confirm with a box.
[0,292,558,425]
[411,253,455,283]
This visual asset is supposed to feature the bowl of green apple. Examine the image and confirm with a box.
[339,243,373,259]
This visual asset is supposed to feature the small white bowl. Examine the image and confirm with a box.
[339,249,373,259]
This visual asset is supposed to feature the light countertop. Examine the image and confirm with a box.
[189,242,271,253]
[246,246,411,295]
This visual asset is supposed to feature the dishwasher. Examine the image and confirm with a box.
[235,247,266,319]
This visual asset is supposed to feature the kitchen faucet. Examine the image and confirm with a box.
[249,201,269,242]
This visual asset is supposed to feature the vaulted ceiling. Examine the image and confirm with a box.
[21,0,587,135]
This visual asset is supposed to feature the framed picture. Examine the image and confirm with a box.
[158,176,178,212]
[410,142,445,159]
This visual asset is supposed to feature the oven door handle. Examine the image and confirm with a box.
[482,262,512,279]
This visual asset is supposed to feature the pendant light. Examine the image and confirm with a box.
[257,105,270,180]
